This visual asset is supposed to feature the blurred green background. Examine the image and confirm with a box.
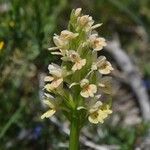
[0,0,150,149]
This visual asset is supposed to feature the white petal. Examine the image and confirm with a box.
[71,63,78,71]
[48,64,62,77]
[51,52,62,55]
[91,84,97,93]
[41,109,56,119]
[88,84,97,94]
[74,8,82,17]
[80,90,89,98]
[48,47,59,51]
[80,59,86,67]
[44,76,54,82]
[72,59,86,71]
[44,93,54,98]
[53,35,64,47]
[91,23,103,29]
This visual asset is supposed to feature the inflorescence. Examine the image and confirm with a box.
[41,8,113,124]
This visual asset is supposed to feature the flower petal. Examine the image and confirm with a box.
[48,64,62,77]
[89,84,97,94]
[41,109,56,119]
[88,115,99,124]
[44,76,54,82]
[88,112,99,124]
[80,89,89,98]
[51,78,63,88]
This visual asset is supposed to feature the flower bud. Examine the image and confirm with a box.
[74,8,82,17]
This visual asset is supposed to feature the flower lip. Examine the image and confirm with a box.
[72,59,86,72]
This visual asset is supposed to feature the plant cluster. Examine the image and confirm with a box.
[41,8,113,126]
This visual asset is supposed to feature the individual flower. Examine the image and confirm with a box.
[89,34,106,51]
[67,50,86,72]
[88,102,112,124]
[48,30,78,55]
[92,56,113,74]
[80,79,97,98]
[41,100,56,119]
[77,15,94,31]
[48,63,63,78]
[60,30,79,40]
[44,64,63,91]
[88,101,102,124]
[99,77,112,94]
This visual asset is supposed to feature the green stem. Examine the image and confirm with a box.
[69,111,80,150]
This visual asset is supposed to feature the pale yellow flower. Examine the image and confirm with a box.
[60,30,79,40]
[41,100,56,119]
[0,41,4,50]
[89,34,106,51]
[44,64,63,91]
[53,30,78,48]
[80,79,97,98]
[88,101,102,124]
[97,110,107,123]
[99,77,112,94]
[48,30,78,55]
[77,15,94,31]
[88,102,112,124]
[48,64,63,78]
[53,34,68,49]
[88,111,100,124]
[72,59,86,71]
[92,56,113,74]
[67,50,86,71]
